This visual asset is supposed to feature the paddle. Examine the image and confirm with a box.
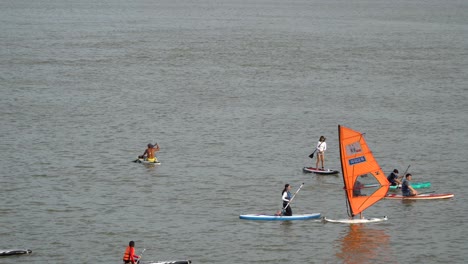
[136,248,146,264]
[398,165,410,181]
[308,150,316,159]
[282,183,305,213]
[308,142,323,159]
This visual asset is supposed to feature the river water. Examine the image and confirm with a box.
[1,0,467,263]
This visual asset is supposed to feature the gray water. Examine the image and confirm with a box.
[1,0,467,263]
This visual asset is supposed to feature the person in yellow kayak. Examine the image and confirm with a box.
[139,143,160,162]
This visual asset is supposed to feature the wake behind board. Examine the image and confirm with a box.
[303,167,339,174]
[385,193,454,200]
[134,158,161,165]
[324,216,388,224]
[0,249,32,256]
[142,260,191,264]
[239,213,321,221]
[364,182,431,190]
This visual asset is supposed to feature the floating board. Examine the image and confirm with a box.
[324,216,388,224]
[302,167,339,174]
[364,182,431,190]
[239,213,321,221]
[142,260,191,264]
[0,249,32,256]
[134,158,161,165]
[385,193,454,200]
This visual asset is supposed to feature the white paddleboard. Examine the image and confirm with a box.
[142,261,191,264]
[324,216,388,224]
[134,158,161,165]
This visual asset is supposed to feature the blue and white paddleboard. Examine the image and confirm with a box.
[239,213,321,221]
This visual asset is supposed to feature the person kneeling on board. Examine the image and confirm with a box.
[401,173,418,196]
[123,241,140,264]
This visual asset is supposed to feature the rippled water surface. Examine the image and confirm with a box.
[1,0,467,263]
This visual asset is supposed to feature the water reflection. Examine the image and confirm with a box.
[336,224,396,264]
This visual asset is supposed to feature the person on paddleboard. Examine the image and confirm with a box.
[139,143,160,162]
[401,173,418,196]
[123,241,140,264]
[315,136,327,170]
[387,169,402,186]
[282,184,293,216]
[353,179,365,197]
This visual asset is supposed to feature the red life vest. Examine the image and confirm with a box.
[123,246,134,262]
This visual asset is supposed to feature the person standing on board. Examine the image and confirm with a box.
[123,241,140,264]
[315,136,327,170]
[387,169,401,186]
[139,143,160,162]
[401,173,418,196]
[282,184,293,216]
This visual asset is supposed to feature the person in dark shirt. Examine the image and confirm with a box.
[401,173,418,196]
[387,169,401,186]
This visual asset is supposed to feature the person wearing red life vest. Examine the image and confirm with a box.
[123,241,140,264]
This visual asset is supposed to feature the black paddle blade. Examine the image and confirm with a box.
[308,153,314,159]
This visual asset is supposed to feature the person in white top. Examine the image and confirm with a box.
[315,136,327,170]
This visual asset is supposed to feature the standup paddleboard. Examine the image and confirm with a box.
[239,213,321,221]
[134,158,161,165]
[385,193,454,200]
[0,249,32,256]
[142,261,191,264]
[302,167,339,174]
[324,216,388,224]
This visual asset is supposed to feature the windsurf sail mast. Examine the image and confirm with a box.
[338,125,389,217]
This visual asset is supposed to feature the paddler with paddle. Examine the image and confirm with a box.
[281,184,293,216]
[122,241,140,264]
[401,173,418,196]
[139,143,160,162]
[315,136,327,170]
[387,169,402,186]
[276,183,305,216]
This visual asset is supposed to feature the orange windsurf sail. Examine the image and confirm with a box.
[338,125,389,217]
